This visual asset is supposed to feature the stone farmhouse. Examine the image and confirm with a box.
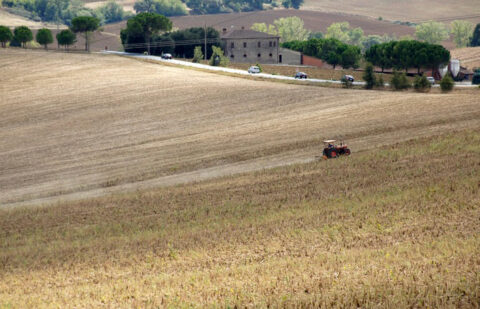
[221,27,302,65]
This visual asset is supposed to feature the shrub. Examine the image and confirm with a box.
[209,46,229,67]
[192,45,203,63]
[255,63,263,73]
[363,62,376,89]
[440,74,454,92]
[376,75,385,88]
[413,75,431,92]
[390,71,411,90]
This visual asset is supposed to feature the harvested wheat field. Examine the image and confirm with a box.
[1,130,479,307]
[452,46,480,70]
[1,49,480,307]
[1,49,480,208]
[0,8,60,28]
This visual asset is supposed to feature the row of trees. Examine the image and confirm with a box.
[133,0,186,16]
[361,64,454,92]
[0,16,100,50]
[282,38,362,69]
[364,40,450,74]
[120,12,222,58]
[0,24,76,49]
[414,20,480,47]
[183,0,303,14]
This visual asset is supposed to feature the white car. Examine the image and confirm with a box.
[427,76,435,85]
[161,53,172,60]
[248,66,261,74]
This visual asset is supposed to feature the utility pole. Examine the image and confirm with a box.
[204,23,207,61]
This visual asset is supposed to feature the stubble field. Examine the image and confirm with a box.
[1,49,480,208]
[1,130,479,307]
[0,49,479,307]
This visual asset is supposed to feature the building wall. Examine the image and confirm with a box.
[278,48,302,65]
[223,38,279,64]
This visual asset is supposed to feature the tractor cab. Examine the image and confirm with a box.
[322,140,351,159]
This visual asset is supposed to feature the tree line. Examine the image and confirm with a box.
[0,16,101,51]
[365,40,450,74]
[182,0,303,15]
[1,0,132,25]
[282,38,362,69]
[120,12,221,58]
[1,0,305,26]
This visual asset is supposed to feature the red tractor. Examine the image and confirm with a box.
[322,140,351,159]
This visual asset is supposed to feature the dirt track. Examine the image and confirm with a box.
[1,49,479,207]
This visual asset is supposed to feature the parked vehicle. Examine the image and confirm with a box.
[427,76,435,85]
[248,66,261,74]
[473,69,480,85]
[161,53,172,60]
[295,72,308,79]
[322,140,351,159]
[342,75,354,82]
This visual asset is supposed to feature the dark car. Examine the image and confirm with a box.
[295,72,308,79]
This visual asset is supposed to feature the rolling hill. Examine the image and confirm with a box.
[302,0,480,23]
[1,49,479,307]
[1,49,479,208]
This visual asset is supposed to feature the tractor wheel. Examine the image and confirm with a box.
[331,151,337,158]
[345,148,351,156]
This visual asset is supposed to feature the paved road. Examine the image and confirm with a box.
[104,51,478,88]
[104,51,366,85]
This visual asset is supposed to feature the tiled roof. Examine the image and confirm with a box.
[221,29,279,39]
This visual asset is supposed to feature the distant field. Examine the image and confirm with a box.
[1,49,479,208]
[0,8,61,28]
[102,9,415,39]
[302,0,480,23]
[452,46,480,70]
[1,129,479,307]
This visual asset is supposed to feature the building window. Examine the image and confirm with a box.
[269,41,272,47]
[231,42,234,48]
[243,42,247,48]
[230,54,234,58]
[258,42,261,48]
[269,53,272,57]
[243,54,247,58]
[258,53,261,58]
[273,41,276,47]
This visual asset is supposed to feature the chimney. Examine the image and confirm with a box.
[222,28,227,34]
[241,26,245,30]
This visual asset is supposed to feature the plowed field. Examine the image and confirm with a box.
[303,0,480,22]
